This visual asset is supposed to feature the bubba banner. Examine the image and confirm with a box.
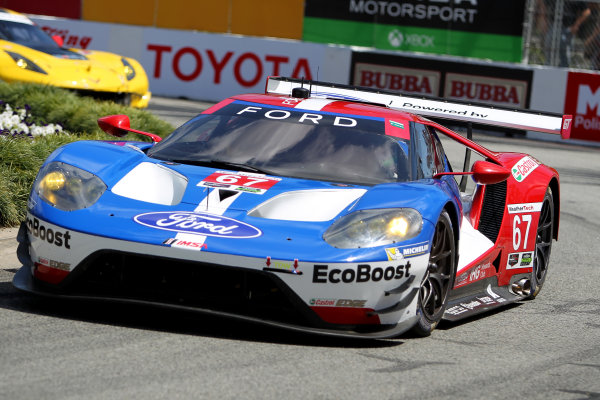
[303,0,526,62]
[351,52,533,108]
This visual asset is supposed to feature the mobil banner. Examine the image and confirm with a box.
[564,71,600,142]
[303,0,526,62]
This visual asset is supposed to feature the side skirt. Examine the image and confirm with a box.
[443,276,527,322]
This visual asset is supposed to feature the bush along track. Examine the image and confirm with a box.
[0,82,174,227]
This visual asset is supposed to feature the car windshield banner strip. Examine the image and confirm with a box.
[266,77,572,139]
[214,100,387,133]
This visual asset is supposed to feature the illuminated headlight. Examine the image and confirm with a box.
[324,208,422,249]
[6,51,47,74]
[33,162,107,211]
[121,57,136,80]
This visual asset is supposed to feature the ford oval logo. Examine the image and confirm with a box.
[134,211,261,239]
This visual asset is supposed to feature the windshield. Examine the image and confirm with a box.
[0,20,58,49]
[148,101,409,186]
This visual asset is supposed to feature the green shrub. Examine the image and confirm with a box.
[0,82,173,136]
[0,83,175,227]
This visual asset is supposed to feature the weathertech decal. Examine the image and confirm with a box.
[507,202,542,214]
[511,156,539,182]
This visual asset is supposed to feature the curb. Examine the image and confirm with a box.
[0,227,20,269]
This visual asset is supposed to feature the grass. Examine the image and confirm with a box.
[0,82,175,227]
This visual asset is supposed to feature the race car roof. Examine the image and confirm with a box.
[0,9,33,25]
[228,93,422,123]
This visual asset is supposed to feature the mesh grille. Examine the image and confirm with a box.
[66,251,312,326]
[477,181,507,243]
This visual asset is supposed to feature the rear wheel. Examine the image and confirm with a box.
[527,188,554,299]
[411,210,456,337]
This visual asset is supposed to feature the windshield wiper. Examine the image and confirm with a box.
[167,158,275,175]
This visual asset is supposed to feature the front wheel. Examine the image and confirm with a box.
[411,210,456,337]
[526,188,554,299]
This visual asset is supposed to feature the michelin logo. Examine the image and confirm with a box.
[385,242,429,261]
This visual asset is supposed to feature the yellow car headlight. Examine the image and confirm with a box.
[6,51,47,74]
[324,208,423,249]
[121,57,136,81]
[33,162,106,211]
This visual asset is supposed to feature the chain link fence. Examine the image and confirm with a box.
[523,0,600,69]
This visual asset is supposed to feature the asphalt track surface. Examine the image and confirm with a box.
[1,96,599,400]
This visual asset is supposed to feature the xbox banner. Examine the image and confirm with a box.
[303,0,526,62]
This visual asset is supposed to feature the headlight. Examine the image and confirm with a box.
[324,208,423,249]
[6,51,47,74]
[121,57,136,80]
[33,162,107,211]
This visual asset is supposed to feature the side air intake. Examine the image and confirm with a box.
[477,181,507,243]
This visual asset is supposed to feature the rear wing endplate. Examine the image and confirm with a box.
[266,77,572,139]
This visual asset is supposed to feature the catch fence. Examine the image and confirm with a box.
[523,0,600,69]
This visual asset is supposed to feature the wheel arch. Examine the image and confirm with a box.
[548,177,560,240]
[442,201,461,266]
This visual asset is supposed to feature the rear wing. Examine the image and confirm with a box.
[266,77,572,139]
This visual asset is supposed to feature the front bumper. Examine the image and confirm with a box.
[13,216,427,339]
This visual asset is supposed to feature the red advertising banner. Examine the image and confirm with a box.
[0,0,81,19]
[564,71,600,142]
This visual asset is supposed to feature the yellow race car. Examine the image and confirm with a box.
[0,8,151,108]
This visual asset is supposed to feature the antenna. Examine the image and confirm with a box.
[291,76,310,99]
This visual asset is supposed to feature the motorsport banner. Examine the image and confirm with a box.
[303,0,526,62]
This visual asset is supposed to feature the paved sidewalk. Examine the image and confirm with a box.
[0,227,20,269]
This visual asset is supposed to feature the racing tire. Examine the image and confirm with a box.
[411,210,456,337]
[526,188,554,300]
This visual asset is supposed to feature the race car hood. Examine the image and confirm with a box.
[0,41,143,93]
[32,140,438,262]
[48,140,449,219]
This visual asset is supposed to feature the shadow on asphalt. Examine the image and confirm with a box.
[1,268,528,346]
[0,276,403,349]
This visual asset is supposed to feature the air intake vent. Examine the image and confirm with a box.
[477,181,507,243]
[67,251,311,326]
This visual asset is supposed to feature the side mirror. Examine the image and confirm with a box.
[97,115,162,143]
[433,160,510,185]
[471,161,511,185]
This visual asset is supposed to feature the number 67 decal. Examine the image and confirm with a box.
[512,214,532,251]
[198,171,281,194]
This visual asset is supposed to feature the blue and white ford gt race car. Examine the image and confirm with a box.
[13,77,572,338]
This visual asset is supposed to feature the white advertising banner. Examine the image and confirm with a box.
[140,29,351,100]
[30,15,352,101]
